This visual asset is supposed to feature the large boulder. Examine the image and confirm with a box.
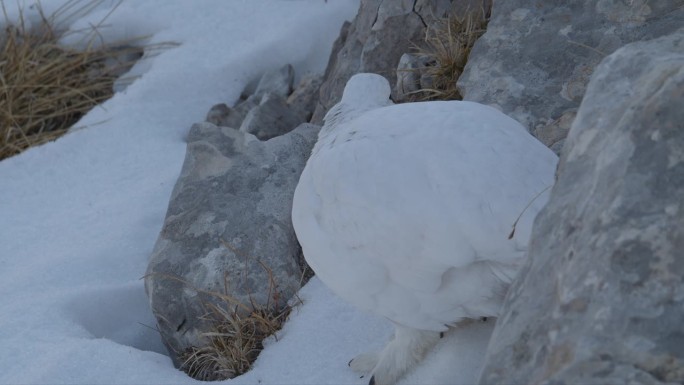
[478,30,684,384]
[145,121,319,365]
[458,0,684,152]
[311,0,477,123]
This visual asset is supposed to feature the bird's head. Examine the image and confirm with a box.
[340,73,393,108]
[321,73,393,136]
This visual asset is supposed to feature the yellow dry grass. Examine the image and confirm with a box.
[179,299,295,381]
[411,4,490,101]
[0,0,144,160]
[149,239,304,381]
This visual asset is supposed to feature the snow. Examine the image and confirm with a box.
[0,1,493,384]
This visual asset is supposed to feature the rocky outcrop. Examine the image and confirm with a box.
[239,93,306,141]
[311,0,486,123]
[146,64,321,365]
[394,53,435,102]
[206,64,315,141]
[287,74,323,122]
[478,29,684,384]
[253,63,294,100]
[146,121,318,365]
[458,0,684,152]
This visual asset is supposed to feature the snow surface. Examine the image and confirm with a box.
[0,1,493,384]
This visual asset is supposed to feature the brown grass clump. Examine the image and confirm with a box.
[179,300,294,381]
[411,5,490,101]
[0,0,144,160]
[147,240,305,381]
[174,240,301,381]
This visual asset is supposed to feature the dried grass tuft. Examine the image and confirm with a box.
[0,0,146,160]
[410,5,490,101]
[174,239,301,381]
[179,301,294,381]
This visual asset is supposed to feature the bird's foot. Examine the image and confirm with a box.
[350,326,440,385]
[348,352,379,375]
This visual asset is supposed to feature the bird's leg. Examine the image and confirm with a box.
[366,325,440,385]
[348,352,380,376]
[349,332,395,376]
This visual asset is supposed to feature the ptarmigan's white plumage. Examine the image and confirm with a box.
[292,73,558,385]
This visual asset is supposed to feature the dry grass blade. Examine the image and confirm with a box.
[410,4,490,101]
[0,0,147,160]
[148,240,300,381]
[179,302,294,381]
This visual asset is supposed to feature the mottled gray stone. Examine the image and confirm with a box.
[395,53,434,102]
[478,30,684,385]
[254,64,294,100]
[312,0,458,123]
[205,103,232,127]
[205,95,259,129]
[537,109,577,155]
[239,93,306,140]
[145,122,319,365]
[458,0,684,151]
[286,74,323,122]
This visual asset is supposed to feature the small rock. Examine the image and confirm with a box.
[395,53,433,102]
[205,103,232,127]
[205,94,260,129]
[533,109,577,154]
[240,93,306,140]
[287,74,323,122]
[254,64,295,100]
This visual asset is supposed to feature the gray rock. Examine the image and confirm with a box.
[535,109,577,155]
[312,0,457,123]
[206,95,260,129]
[205,103,233,127]
[254,64,294,100]
[395,53,434,102]
[287,74,323,122]
[309,19,353,124]
[478,30,684,385]
[239,93,306,141]
[458,0,684,151]
[145,122,319,366]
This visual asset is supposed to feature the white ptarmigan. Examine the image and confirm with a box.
[292,73,558,385]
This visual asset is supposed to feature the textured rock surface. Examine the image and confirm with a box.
[205,96,258,129]
[286,74,323,122]
[253,64,294,99]
[395,53,434,102]
[478,30,684,385]
[207,65,314,139]
[311,0,465,123]
[458,0,684,151]
[239,93,305,140]
[145,122,319,365]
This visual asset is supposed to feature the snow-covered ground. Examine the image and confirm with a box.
[0,1,493,383]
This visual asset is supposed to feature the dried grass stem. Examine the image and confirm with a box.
[411,4,490,101]
[0,0,144,160]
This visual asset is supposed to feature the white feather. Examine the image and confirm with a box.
[292,73,557,332]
